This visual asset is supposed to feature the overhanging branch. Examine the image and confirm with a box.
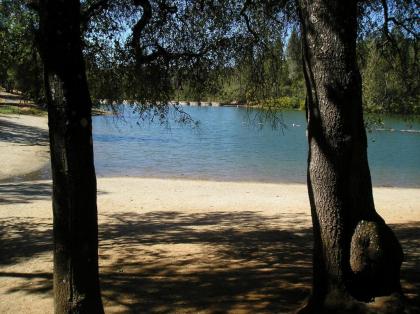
[380,0,419,40]
[240,0,259,39]
[131,0,153,64]
[81,0,110,32]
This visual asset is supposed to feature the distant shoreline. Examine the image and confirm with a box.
[98,99,248,107]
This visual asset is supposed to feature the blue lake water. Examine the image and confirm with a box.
[92,106,420,187]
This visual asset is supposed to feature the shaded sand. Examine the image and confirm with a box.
[0,115,49,181]
[0,178,419,313]
[0,89,35,106]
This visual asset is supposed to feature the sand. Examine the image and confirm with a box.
[0,113,419,313]
[0,114,49,181]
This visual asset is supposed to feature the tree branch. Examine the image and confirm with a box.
[380,0,419,40]
[240,0,259,39]
[136,41,214,65]
[388,16,419,39]
[26,0,40,12]
[131,0,153,64]
[81,0,110,32]
[130,0,228,66]
[380,0,393,41]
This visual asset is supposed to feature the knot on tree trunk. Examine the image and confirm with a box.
[349,220,403,302]
[350,221,383,275]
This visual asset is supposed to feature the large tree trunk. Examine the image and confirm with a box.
[38,0,104,312]
[296,1,404,312]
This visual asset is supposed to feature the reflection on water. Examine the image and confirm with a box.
[91,107,420,187]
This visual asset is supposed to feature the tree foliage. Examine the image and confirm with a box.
[0,0,43,101]
[1,0,418,115]
[361,30,419,114]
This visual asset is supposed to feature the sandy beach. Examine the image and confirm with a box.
[0,114,49,181]
[0,114,419,313]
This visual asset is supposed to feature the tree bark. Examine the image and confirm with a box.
[296,0,404,312]
[38,0,104,312]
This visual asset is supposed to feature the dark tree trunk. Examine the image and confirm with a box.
[38,0,104,312]
[296,0,404,312]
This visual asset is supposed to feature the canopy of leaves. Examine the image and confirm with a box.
[0,0,43,101]
[0,0,418,117]
[80,0,296,121]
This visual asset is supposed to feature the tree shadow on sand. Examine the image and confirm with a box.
[0,211,418,313]
[0,181,52,204]
[0,217,52,266]
[0,117,48,146]
[0,181,108,204]
[97,211,312,313]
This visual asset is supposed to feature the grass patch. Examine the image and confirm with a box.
[0,105,46,116]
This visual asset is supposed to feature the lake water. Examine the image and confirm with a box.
[92,106,420,187]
